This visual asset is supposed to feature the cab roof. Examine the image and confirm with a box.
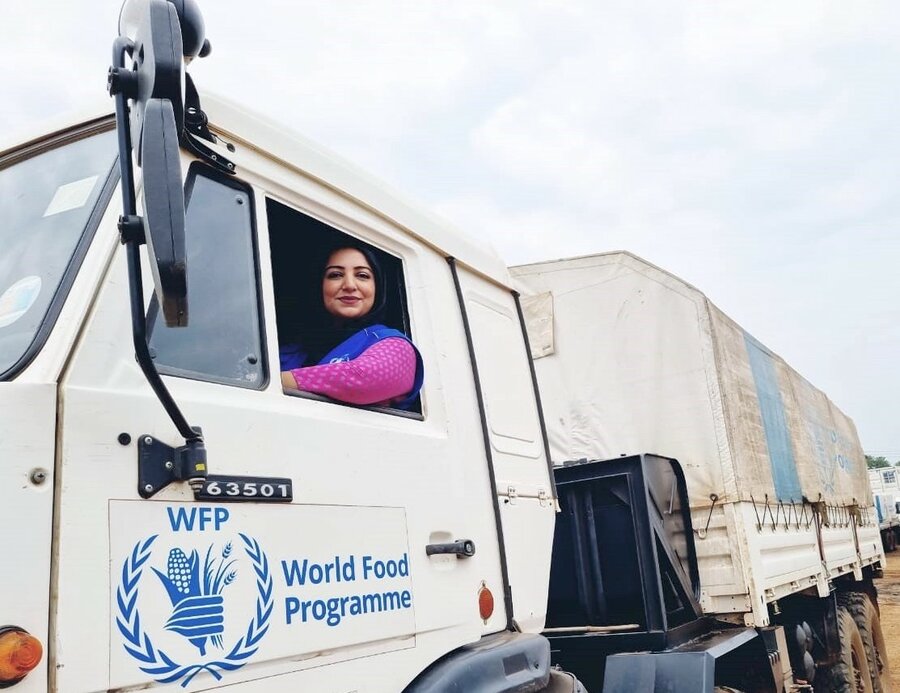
[1,92,511,287]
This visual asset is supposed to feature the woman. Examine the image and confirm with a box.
[279,244,423,409]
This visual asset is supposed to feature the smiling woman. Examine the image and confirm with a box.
[321,248,377,320]
[269,201,424,411]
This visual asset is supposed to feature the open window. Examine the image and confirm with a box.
[266,199,421,416]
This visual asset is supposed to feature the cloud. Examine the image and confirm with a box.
[1,0,897,452]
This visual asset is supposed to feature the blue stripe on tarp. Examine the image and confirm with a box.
[875,496,885,524]
[744,333,803,502]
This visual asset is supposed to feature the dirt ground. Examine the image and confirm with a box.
[879,551,900,690]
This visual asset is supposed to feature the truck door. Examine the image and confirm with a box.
[454,267,558,633]
[54,158,505,692]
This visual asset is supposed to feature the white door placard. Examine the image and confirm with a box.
[109,501,415,689]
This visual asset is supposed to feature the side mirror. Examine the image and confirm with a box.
[116,0,208,327]
[109,0,211,461]
[141,99,188,326]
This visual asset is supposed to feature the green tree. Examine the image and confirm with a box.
[866,455,891,469]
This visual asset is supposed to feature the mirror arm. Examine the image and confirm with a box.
[109,39,205,450]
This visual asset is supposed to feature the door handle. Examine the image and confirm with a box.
[425,539,476,558]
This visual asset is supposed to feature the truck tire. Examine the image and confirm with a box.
[815,605,874,693]
[884,531,896,553]
[839,592,893,693]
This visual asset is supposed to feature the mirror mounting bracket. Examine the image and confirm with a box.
[118,214,146,245]
[138,432,208,499]
[107,65,139,100]
[180,74,237,175]
[181,130,236,175]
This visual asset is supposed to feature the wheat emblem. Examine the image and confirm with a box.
[153,542,237,655]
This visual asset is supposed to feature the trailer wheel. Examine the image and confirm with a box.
[816,605,874,693]
[840,592,893,693]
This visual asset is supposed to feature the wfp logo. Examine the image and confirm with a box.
[116,534,273,687]
[155,543,236,655]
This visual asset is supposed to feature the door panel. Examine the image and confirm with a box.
[458,269,556,633]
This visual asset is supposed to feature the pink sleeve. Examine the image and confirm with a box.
[289,337,417,405]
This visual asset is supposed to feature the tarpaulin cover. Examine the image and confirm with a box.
[511,252,870,508]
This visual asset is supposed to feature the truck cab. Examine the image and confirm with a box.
[0,24,557,689]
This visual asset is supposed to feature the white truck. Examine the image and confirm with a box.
[0,1,891,692]
[869,468,900,552]
[512,253,892,692]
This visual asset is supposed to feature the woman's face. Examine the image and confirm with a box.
[322,247,376,320]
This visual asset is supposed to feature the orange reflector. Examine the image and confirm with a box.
[478,583,495,622]
[0,629,43,683]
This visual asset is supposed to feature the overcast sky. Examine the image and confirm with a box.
[2,1,898,459]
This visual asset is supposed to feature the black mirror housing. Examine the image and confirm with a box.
[129,0,185,159]
[141,99,188,327]
[118,0,189,327]
[167,0,208,60]
[113,0,215,327]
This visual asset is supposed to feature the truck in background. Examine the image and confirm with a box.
[870,468,900,552]
[0,1,891,691]
[512,253,892,692]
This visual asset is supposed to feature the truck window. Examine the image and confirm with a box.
[266,198,421,415]
[0,129,117,380]
[149,164,265,388]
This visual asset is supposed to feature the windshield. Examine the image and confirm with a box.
[0,130,116,378]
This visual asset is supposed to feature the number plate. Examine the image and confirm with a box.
[195,475,293,502]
